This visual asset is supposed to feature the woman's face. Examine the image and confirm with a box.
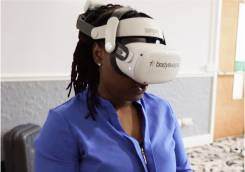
[93,38,148,103]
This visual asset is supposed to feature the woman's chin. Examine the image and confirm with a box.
[128,91,145,102]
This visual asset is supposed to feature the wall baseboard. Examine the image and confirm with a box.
[183,134,212,148]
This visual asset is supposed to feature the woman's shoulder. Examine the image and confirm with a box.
[48,91,88,122]
[142,91,177,124]
[35,96,81,162]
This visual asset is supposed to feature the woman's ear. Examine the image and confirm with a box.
[92,42,104,66]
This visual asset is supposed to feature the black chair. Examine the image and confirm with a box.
[3,123,41,172]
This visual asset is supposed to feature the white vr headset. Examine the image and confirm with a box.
[76,5,180,84]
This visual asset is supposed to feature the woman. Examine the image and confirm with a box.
[34,1,192,172]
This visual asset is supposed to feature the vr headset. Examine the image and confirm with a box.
[76,2,180,84]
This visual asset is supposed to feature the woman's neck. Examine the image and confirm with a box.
[97,85,132,110]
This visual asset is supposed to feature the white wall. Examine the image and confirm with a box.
[2,0,216,80]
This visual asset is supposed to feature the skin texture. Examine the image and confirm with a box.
[92,39,148,141]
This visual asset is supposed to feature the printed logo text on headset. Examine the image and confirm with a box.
[76,0,180,85]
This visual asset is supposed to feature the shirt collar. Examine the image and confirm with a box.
[79,88,144,121]
[96,91,144,121]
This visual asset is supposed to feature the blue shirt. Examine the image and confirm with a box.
[34,89,192,172]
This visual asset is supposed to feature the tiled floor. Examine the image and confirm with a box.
[186,135,244,172]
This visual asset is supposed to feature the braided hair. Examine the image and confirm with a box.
[66,4,152,121]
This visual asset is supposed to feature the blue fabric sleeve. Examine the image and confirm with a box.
[169,105,193,172]
[34,109,80,172]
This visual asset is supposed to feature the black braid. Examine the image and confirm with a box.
[66,4,152,121]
